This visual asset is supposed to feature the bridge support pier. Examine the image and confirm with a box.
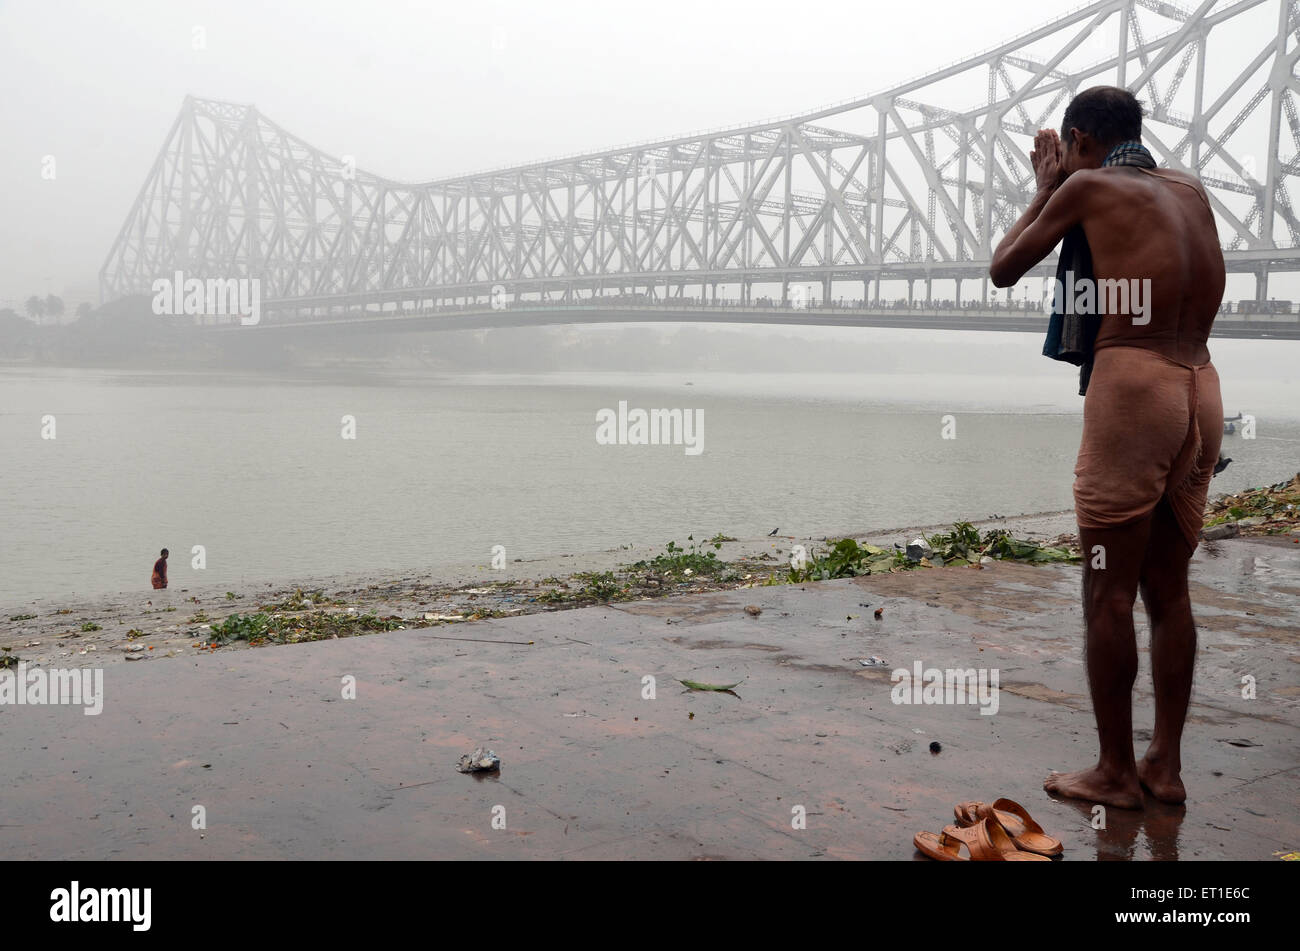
[1256,269,1269,303]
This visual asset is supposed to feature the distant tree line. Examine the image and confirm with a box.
[10,294,91,325]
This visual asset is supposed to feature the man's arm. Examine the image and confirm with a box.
[989,129,1089,287]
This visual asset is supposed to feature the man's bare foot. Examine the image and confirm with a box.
[1044,765,1143,809]
[1137,752,1186,804]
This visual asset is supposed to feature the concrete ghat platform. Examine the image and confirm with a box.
[2,537,1297,861]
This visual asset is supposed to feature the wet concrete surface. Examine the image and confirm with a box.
[1,536,1296,860]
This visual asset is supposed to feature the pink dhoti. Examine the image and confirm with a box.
[1073,346,1223,550]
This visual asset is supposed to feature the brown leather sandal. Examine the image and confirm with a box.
[914,818,1050,861]
[954,797,1063,857]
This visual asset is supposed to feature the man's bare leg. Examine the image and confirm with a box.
[1135,498,1195,804]
[1044,517,1151,809]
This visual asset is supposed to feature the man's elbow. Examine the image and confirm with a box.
[988,261,1015,289]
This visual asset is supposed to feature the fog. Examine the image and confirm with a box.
[1,0,1290,315]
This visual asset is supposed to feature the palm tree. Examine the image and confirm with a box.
[24,295,45,324]
[44,294,65,323]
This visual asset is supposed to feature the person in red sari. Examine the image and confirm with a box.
[151,549,169,589]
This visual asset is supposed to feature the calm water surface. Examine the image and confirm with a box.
[2,344,1297,601]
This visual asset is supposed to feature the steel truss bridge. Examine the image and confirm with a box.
[101,0,1300,331]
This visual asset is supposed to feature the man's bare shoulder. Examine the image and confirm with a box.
[1044,169,1100,207]
[1140,166,1196,184]
[1087,165,1210,204]
[1139,168,1215,214]
[1057,167,1126,200]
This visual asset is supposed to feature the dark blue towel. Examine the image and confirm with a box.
[1043,224,1101,396]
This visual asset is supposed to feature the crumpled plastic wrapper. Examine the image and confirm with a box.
[456,747,501,773]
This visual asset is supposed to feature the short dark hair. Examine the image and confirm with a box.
[1061,86,1144,150]
[161,548,169,557]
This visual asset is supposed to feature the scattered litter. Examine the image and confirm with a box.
[905,538,933,562]
[743,605,762,616]
[860,656,887,667]
[873,607,884,619]
[929,741,942,754]
[1220,738,1262,748]
[124,654,145,662]
[678,678,745,692]
[423,634,534,645]
[456,748,501,773]
[425,613,466,622]
[1204,474,1300,537]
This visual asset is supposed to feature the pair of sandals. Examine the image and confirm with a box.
[914,798,1063,861]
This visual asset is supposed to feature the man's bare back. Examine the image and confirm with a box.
[1075,166,1224,365]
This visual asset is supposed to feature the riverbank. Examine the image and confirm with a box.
[5,474,1298,671]
[0,508,1081,670]
[2,519,1297,860]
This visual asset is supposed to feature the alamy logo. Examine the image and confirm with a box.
[0,663,103,715]
[151,271,261,325]
[890,661,999,715]
[1051,271,1151,325]
[50,882,150,931]
[595,400,703,456]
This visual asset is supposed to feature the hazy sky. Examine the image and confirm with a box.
[0,0,1286,306]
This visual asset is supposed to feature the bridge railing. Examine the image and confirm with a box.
[260,294,1300,324]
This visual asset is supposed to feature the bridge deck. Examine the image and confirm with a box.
[218,303,1300,339]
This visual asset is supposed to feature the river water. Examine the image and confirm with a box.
[2,332,1297,601]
